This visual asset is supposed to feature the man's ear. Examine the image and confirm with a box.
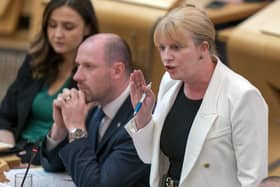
[111,62,125,79]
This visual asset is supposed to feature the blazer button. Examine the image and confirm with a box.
[203,163,210,168]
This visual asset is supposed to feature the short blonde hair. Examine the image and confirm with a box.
[154,4,216,55]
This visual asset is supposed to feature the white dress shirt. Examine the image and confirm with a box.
[98,86,130,141]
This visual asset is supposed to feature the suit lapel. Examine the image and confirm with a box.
[180,61,225,185]
[96,97,133,154]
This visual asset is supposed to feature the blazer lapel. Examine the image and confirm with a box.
[150,80,183,186]
[180,61,225,185]
[96,97,133,154]
[179,114,217,184]
[17,80,42,140]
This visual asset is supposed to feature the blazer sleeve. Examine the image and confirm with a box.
[40,110,93,173]
[59,130,149,187]
[0,56,33,132]
[125,118,154,164]
[40,138,68,172]
[231,89,268,186]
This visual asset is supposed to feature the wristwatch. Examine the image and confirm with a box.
[69,128,88,141]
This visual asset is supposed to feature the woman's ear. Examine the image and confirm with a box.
[198,41,210,59]
[200,41,210,52]
[196,41,210,60]
[84,25,90,36]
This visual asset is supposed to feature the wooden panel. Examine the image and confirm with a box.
[206,1,269,24]
[0,159,9,183]
[0,0,22,35]
[0,0,10,17]
[227,1,280,174]
[29,0,47,40]
[0,155,21,169]
[108,0,179,10]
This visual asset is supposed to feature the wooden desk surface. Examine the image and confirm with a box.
[206,1,270,24]
[0,155,21,169]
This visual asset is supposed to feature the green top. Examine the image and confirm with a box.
[21,78,71,143]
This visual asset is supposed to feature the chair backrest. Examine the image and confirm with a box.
[0,0,23,35]
[0,49,25,101]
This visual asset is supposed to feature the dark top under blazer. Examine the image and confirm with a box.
[41,97,150,187]
[0,55,76,142]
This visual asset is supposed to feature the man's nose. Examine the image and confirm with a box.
[73,68,83,81]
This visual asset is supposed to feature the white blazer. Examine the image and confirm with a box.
[126,60,268,187]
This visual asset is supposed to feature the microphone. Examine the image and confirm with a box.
[20,140,41,187]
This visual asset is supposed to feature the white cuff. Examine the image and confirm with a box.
[46,134,62,151]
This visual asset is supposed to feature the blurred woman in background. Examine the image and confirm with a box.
[0,0,99,165]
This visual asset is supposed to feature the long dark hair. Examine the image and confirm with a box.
[29,0,99,84]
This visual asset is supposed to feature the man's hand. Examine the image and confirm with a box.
[53,93,66,128]
[59,88,88,131]
[49,94,68,141]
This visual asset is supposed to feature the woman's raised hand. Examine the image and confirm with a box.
[130,70,155,129]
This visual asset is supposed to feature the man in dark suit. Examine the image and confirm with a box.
[41,33,150,187]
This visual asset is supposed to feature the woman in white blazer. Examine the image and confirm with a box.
[126,4,268,187]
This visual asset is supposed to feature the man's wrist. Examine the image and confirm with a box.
[46,134,62,151]
[50,123,67,141]
[68,128,88,142]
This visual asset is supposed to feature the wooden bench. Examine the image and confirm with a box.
[226,1,280,175]
[0,0,23,35]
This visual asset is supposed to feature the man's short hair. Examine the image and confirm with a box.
[104,36,132,75]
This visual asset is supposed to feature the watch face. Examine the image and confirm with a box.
[75,129,83,136]
[71,128,87,139]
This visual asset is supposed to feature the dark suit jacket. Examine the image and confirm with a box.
[41,97,150,187]
[0,55,76,142]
